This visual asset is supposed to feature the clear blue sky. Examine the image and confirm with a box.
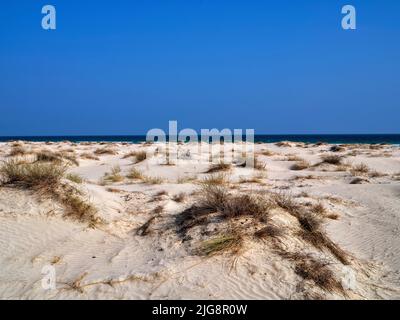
[0,0,399,135]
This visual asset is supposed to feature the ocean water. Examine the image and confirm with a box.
[0,134,400,144]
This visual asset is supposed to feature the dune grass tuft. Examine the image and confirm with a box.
[126,168,143,180]
[0,159,99,227]
[290,160,310,171]
[66,173,83,184]
[94,147,117,155]
[0,159,66,190]
[350,163,370,176]
[198,233,243,256]
[206,162,231,173]
[321,154,342,165]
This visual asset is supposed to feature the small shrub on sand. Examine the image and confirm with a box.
[0,159,65,190]
[198,233,243,256]
[206,162,231,173]
[350,163,370,176]
[66,173,83,184]
[321,154,342,165]
[290,160,310,171]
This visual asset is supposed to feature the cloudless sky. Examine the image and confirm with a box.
[0,0,399,135]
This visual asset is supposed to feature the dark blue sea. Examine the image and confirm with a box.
[0,134,400,144]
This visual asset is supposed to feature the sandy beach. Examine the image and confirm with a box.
[0,140,399,300]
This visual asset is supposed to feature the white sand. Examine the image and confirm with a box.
[0,141,399,299]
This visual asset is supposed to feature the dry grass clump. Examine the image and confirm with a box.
[201,173,228,186]
[239,173,265,184]
[254,225,282,239]
[271,192,300,214]
[275,141,291,147]
[198,184,272,220]
[0,159,99,226]
[123,150,148,163]
[290,160,310,171]
[122,151,137,159]
[134,151,147,163]
[102,166,124,183]
[279,252,345,294]
[59,186,99,227]
[350,163,370,176]
[125,167,163,184]
[321,154,342,165]
[0,159,66,190]
[94,148,117,155]
[8,146,29,157]
[36,151,63,163]
[126,168,143,180]
[270,192,350,265]
[175,184,273,244]
[177,176,197,184]
[142,175,164,185]
[330,145,345,152]
[66,173,83,184]
[80,153,100,161]
[198,233,243,256]
[35,150,79,166]
[310,202,326,215]
[206,162,231,173]
[297,212,349,265]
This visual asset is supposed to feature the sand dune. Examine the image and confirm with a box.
[0,141,399,299]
